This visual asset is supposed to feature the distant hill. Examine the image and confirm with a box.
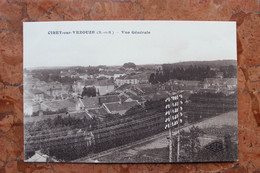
[169,60,237,68]
[26,59,236,71]
[138,59,237,69]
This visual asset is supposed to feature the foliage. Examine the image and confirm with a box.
[125,105,145,116]
[74,67,86,74]
[219,65,237,78]
[144,99,165,112]
[81,86,96,97]
[172,126,203,162]
[31,108,68,117]
[31,69,79,85]
[149,65,217,84]
[25,114,98,132]
[123,62,136,69]
[185,92,237,123]
[87,67,99,75]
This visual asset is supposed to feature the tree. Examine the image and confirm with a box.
[87,67,99,75]
[81,86,96,97]
[123,62,136,69]
[125,105,144,116]
[172,126,202,162]
[149,73,156,84]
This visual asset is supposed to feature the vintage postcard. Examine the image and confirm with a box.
[23,21,238,163]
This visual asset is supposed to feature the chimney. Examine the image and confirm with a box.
[38,103,43,116]
[98,97,101,105]
[49,88,53,97]
[119,96,122,104]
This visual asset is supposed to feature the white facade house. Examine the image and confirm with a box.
[115,76,139,86]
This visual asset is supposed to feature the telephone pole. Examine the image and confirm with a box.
[165,91,183,162]
[165,96,173,162]
[177,90,181,162]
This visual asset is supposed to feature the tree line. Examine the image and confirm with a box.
[149,65,237,84]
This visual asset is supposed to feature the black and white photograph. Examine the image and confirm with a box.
[23,21,238,163]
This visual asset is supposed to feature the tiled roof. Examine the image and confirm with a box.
[114,84,131,91]
[116,74,139,80]
[27,151,58,162]
[125,91,141,101]
[80,95,121,109]
[124,75,138,79]
[129,86,144,95]
[103,101,139,115]
[69,111,92,120]
[24,90,34,100]
[47,87,62,91]
[119,94,128,102]
[24,99,38,107]
[88,107,108,116]
[142,95,153,100]
[98,95,120,104]
[152,91,169,101]
[42,99,77,112]
[131,73,149,80]
[81,97,100,109]
[138,85,157,94]
[27,152,48,162]
[225,78,237,85]
[198,88,218,93]
[94,80,114,86]
[169,79,200,86]
[29,88,44,94]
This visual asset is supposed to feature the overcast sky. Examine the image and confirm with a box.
[23,21,236,68]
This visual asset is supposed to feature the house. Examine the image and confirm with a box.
[47,87,63,99]
[24,100,41,116]
[198,88,218,94]
[168,80,201,88]
[77,95,121,111]
[77,97,100,111]
[114,73,126,79]
[216,72,224,79]
[118,93,129,102]
[151,91,170,101]
[70,72,80,78]
[203,78,237,90]
[69,111,93,120]
[29,89,46,102]
[24,90,34,101]
[27,150,58,162]
[79,74,90,80]
[131,73,149,84]
[98,73,114,79]
[103,100,140,115]
[41,98,78,113]
[222,88,236,96]
[155,65,163,74]
[88,107,109,119]
[98,95,120,104]
[73,80,96,94]
[115,75,139,86]
[114,84,132,93]
[203,78,222,89]
[124,90,143,102]
[95,80,115,95]
[129,85,145,95]
[23,77,39,89]
[60,71,71,78]
[225,78,237,90]
[136,83,157,94]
